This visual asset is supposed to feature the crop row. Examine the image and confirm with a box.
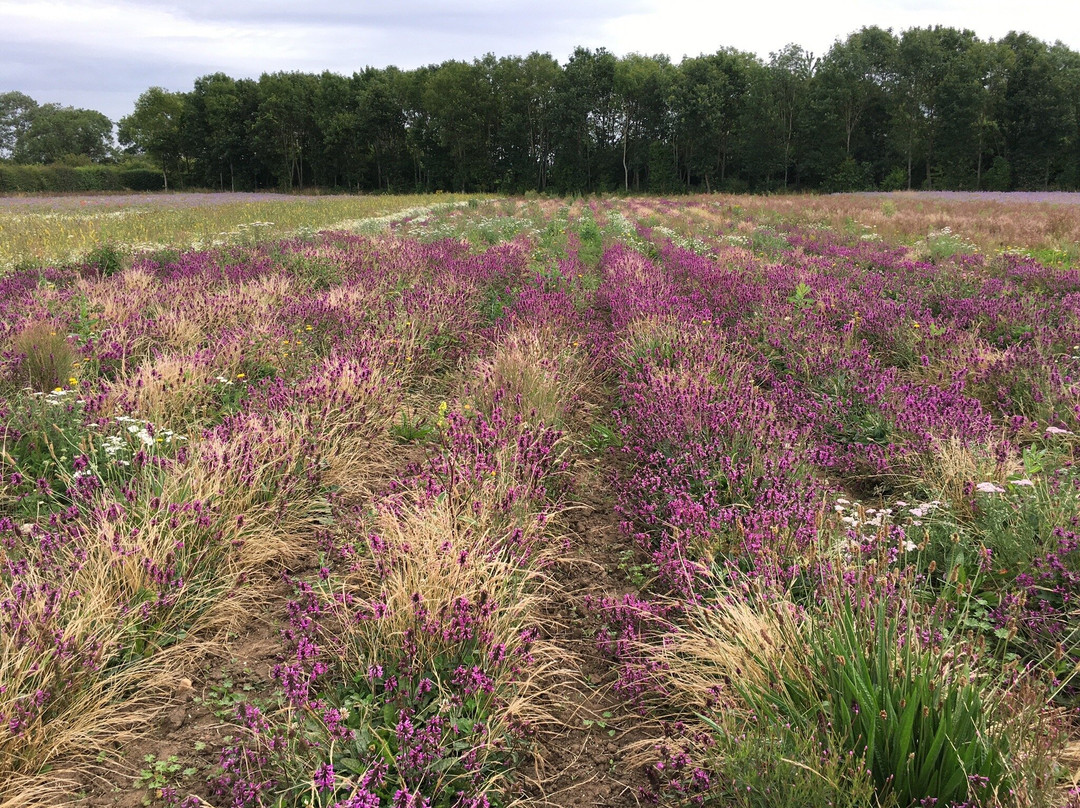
[2,196,1079,807]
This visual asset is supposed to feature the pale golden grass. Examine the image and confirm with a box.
[922,435,1021,506]
[321,282,392,318]
[0,354,408,802]
[173,415,322,568]
[340,494,556,671]
[294,353,404,498]
[146,282,295,356]
[0,543,173,806]
[619,314,756,382]
[651,590,803,707]
[103,347,243,428]
[331,484,571,797]
[82,265,159,324]
[9,321,73,393]
[868,430,1021,517]
[467,326,598,431]
[0,429,357,801]
[81,256,305,360]
[0,543,273,806]
[623,586,808,772]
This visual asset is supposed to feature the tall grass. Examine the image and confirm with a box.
[10,323,74,393]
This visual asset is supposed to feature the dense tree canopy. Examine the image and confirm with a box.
[5,101,113,165]
[4,26,1080,192]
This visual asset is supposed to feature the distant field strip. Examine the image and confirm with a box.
[0,192,475,271]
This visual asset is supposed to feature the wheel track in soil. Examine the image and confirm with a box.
[526,459,654,808]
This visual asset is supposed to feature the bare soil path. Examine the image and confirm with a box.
[526,459,654,808]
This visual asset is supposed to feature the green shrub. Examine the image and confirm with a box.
[118,168,165,191]
[881,166,908,191]
[0,164,164,193]
[84,243,126,277]
[984,157,1011,192]
[0,164,45,192]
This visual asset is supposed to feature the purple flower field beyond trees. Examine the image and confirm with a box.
[2,194,1080,808]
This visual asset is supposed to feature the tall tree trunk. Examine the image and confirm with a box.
[976,130,983,190]
[622,119,629,192]
[906,136,913,191]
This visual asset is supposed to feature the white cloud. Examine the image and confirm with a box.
[1,0,1076,122]
[601,0,1077,62]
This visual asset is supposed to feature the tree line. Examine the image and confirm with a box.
[3,26,1079,194]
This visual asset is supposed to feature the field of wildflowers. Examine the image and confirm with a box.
[0,193,472,273]
[2,193,1080,808]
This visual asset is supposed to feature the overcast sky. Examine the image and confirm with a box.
[2,0,1076,123]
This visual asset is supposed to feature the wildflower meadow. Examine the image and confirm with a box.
[2,192,1080,808]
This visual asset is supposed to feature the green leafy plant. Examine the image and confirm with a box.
[617,549,656,588]
[576,213,604,267]
[738,588,1032,807]
[390,411,435,444]
[585,421,622,455]
[582,712,617,737]
[134,754,195,806]
[84,242,126,277]
[786,281,814,311]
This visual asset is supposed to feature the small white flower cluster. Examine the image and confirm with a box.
[101,434,127,456]
[39,388,77,406]
[833,498,894,529]
[605,211,635,236]
[898,498,946,526]
[653,225,711,256]
[604,211,653,255]
[918,226,979,256]
[832,495,961,557]
[114,415,186,447]
[831,498,905,554]
[213,375,235,386]
[1045,426,1073,436]
[342,200,476,236]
